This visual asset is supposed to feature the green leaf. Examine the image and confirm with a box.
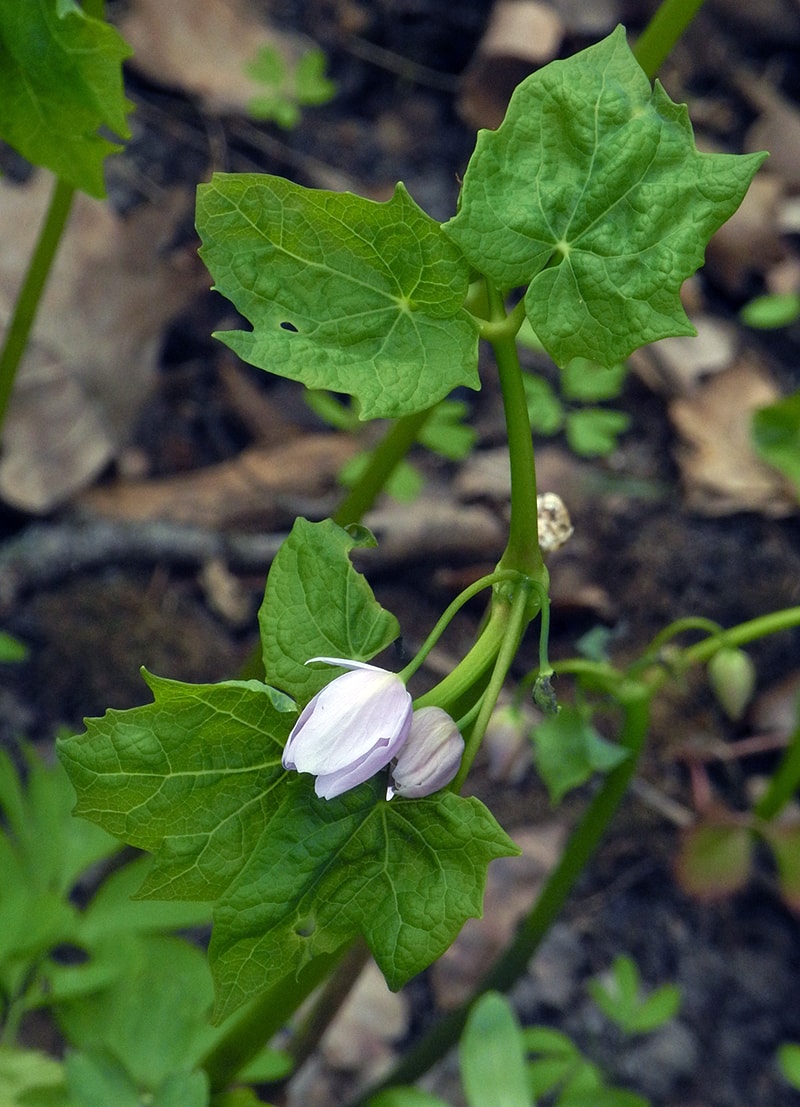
[78,855,213,945]
[57,674,297,901]
[560,359,627,403]
[0,631,28,662]
[777,1042,800,1089]
[417,400,477,460]
[523,374,565,435]
[246,46,336,129]
[444,26,765,367]
[674,821,752,900]
[759,823,800,912]
[196,175,480,419]
[588,954,680,1035]
[341,454,424,503]
[531,706,629,803]
[209,778,519,1020]
[460,992,531,1107]
[524,1028,601,1101]
[752,392,800,497]
[741,292,800,329]
[368,1091,449,1107]
[64,1052,141,1107]
[259,518,400,704]
[0,1046,67,1107]
[57,935,213,1092]
[0,0,132,197]
[565,408,631,457]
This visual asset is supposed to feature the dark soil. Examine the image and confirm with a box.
[3,2,800,1105]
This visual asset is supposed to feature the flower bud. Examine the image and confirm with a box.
[707,647,757,721]
[387,707,464,799]
[283,657,412,800]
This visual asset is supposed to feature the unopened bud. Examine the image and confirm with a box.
[708,647,756,721]
[388,707,464,799]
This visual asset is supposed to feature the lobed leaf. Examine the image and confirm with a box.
[259,517,401,704]
[444,26,766,367]
[196,175,480,419]
[210,778,519,1020]
[0,0,132,197]
[57,673,297,902]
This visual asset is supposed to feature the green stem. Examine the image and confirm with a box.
[0,176,75,433]
[399,569,519,685]
[412,600,510,713]
[754,718,800,822]
[484,282,545,580]
[200,945,347,1094]
[633,0,707,81]
[451,579,532,791]
[679,606,800,669]
[351,685,652,1104]
[332,407,435,527]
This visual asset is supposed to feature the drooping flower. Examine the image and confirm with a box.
[387,706,464,799]
[282,657,413,800]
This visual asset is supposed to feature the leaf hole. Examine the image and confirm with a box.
[295,916,316,938]
[280,321,299,332]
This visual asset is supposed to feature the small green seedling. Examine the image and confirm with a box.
[588,954,681,1036]
[777,1042,800,1089]
[246,45,336,129]
[752,392,800,500]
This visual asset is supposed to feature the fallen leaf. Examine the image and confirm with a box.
[120,0,308,115]
[458,1,564,130]
[79,434,358,530]
[0,174,204,512]
[669,358,797,516]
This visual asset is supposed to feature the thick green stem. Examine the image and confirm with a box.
[483,283,545,581]
[350,685,652,1104]
[333,407,435,527]
[633,0,707,80]
[0,176,75,433]
[200,945,347,1093]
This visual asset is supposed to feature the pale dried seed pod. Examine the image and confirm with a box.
[537,492,573,553]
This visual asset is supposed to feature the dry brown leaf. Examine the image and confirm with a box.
[79,434,358,530]
[458,1,564,130]
[703,171,785,296]
[0,174,204,512]
[640,316,738,395]
[742,76,800,189]
[120,0,307,115]
[669,358,797,516]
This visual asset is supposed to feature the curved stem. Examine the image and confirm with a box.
[451,578,532,791]
[674,606,800,671]
[633,0,707,81]
[412,600,509,713]
[399,569,519,685]
[0,176,75,433]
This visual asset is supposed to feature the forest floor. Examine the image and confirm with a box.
[2,1,800,1104]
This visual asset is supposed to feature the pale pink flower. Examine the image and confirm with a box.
[282,657,413,799]
[387,706,464,799]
